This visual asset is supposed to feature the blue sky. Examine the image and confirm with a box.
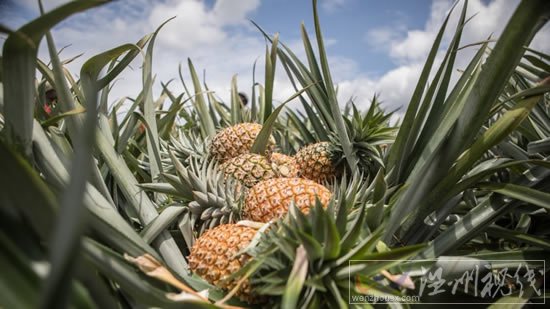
[1,0,548,114]
[248,0,432,75]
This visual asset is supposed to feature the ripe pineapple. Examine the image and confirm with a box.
[294,141,339,183]
[242,176,423,308]
[294,102,396,183]
[220,153,280,188]
[270,152,299,178]
[220,153,298,188]
[243,178,332,222]
[188,223,259,303]
[209,123,275,163]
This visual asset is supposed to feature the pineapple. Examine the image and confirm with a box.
[220,153,297,188]
[270,152,299,178]
[220,153,280,188]
[243,177,332,222]
[209,123,275,163]
[241,177,424,308]
[294,102,396,183]
[185,176,422,307]
[188,223,259,303]
[294,141,338,183]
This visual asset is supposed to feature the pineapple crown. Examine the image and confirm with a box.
[142,149,243,242]
[290,95,396,180]
[185,159,243,230]
[161,130,209,172]
[318,100,397,179]
[342,100,397,178]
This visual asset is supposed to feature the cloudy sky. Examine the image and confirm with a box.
[1,0,549,115]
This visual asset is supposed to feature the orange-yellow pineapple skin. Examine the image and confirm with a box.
[243,178,332,222]
[210,123,274,163]
[188,224,257,303]
[220,153,278,188]
[294,142,337,183]
[270,152,299,178]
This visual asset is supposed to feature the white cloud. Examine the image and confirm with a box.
[321,0,345,12]
[389,29,436,64]
[2,0,547,120]
[365,27,401,51]
[335,62,423,113]
[14,0,71,11]
[529,23,550,55]
[20,0,270,106]
[367,0,521,64]
[145,0,261,52]
[341,0,548,115]
[213,0,260,25]
[148,0,226,51]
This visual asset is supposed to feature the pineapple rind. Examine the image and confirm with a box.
[209,123,274,163]
[188,224,258,303]
[220,153,278,188]
[270,152,299,178]
[295,142,338,183]
[243,177,332,222]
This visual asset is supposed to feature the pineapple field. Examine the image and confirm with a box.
[1,0,550,308]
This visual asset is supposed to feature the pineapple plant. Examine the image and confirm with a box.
[148,154,333,234]
[237,177,424,307]
[2,0,550,307]
[243,177,332,222]
[185,175,424,307]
